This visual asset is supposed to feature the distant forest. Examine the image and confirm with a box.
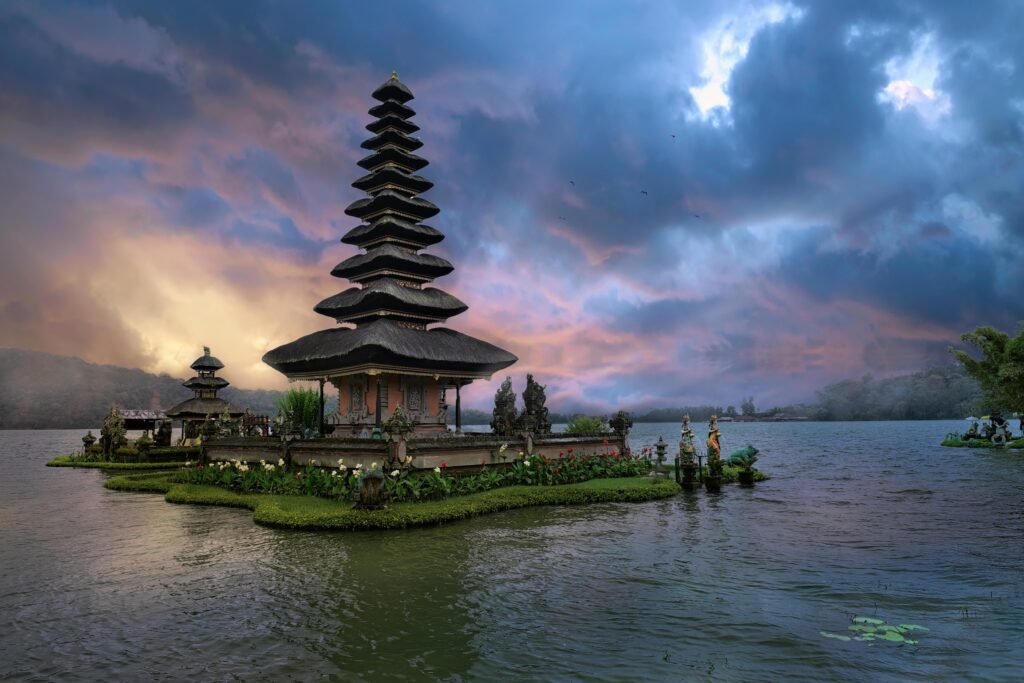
[462,365,982,424]
[0,348,983,429]
[0,348,281,429]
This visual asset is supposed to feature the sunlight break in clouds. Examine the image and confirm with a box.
[878,32,951,125]
[689,2,804,120]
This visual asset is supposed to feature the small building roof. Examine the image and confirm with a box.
[372,72,415,104]
[190,346,225,371]
[314,280,467,324]
[331,243,453,283]
[341,215,444,249]
[165,397,243,419]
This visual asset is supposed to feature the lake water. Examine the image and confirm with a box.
[1,421,1022,682]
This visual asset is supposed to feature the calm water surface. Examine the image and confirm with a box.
[1,422,1022,682]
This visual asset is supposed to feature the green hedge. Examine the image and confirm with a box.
[47,456,188,470]
[104,474,681,530]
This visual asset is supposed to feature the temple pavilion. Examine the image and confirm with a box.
[166,347,242,438]
[263,73,517,436]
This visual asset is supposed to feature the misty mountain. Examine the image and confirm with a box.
[0,348,281,429]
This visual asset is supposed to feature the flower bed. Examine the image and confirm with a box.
[104,473,680,530]
[180,449,654,504]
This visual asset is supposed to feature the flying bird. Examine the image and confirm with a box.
[693,214,701,218]
[569,180,575,187]
[671,134,676,139]
[640,190,648,196]
[558,216,567,221]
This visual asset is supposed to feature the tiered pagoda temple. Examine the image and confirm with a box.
[263,73,517,436]
[167,347,242,438]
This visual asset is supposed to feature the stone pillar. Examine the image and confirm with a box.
[455,383,462,434]
[375,374,383,429]
[318,377,325,437]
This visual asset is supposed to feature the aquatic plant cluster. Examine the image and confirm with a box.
[821,616,929,645]
[180,448,654,503]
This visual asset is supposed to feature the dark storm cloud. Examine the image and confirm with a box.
[0,10,193,160]
[0,0,1022,404]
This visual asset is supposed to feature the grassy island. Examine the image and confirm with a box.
[105,472,681,530]
[47,455,190,470]
[940,437,1024,449]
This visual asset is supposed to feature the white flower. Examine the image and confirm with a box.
[277,458,285,467]
[518,451,525,458]
[339,465,347,474]
[404,455,413,464]
[337,458,344,467]
[433,466,441,474]
[331,471,338,477]
[184,460,192,466]
[370,462,378,469]
[390,469,400,477]
[311,458,318,466]
[260,459,266,465]
[499,443,508,453]
[355,463,362,470]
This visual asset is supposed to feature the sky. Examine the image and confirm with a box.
[0,0,1022,414]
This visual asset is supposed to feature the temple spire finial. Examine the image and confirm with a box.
[390,70,398,81]
[203,345,211,356]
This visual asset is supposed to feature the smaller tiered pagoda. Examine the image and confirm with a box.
[166,347,242,439]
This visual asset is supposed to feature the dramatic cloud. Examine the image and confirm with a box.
[0,0,1021,413]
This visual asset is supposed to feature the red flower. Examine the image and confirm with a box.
[559,451,564,456]
[567,448,573,454]
[481,459,487,465]
[440,461,447,468]
[602,439,609,445]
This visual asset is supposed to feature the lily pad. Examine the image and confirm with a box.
[882,631,906,642]
[848,625,877,632]
[853,616,885,625]
[820,631,852,641]
[897,624,929,632]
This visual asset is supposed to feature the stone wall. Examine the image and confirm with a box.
[203,433,627,472]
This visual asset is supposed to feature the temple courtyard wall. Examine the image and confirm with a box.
[203,433,627,472]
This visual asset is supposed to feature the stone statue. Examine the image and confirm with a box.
[964,421,980,440]
[706,415,722,462]
[679,414,696,465]
[216,407,239,437]
[82,430,97,451]
[609,410,633,437]
[490,376,518,438]
[517,374,552,435]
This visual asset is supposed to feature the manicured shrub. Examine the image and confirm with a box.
[105,473,681,531]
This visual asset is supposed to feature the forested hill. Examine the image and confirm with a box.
[0,348,281,428]
[812,365,983,421]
